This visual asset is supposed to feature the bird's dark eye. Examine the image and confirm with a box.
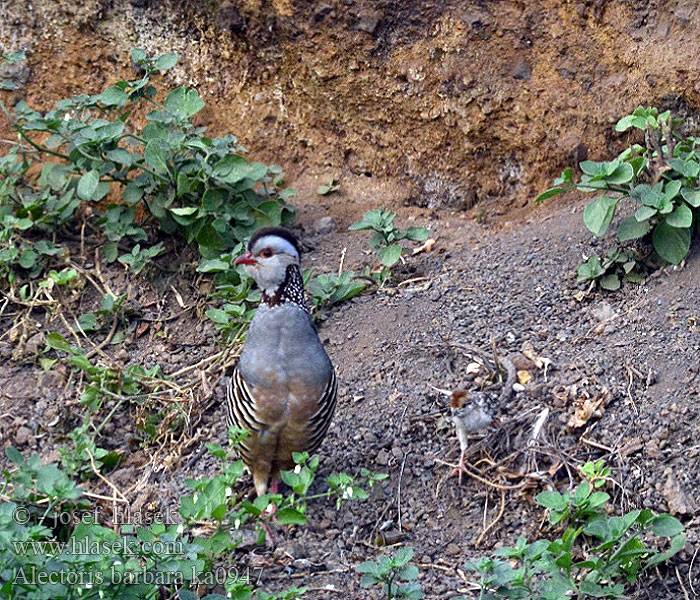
[260,248,274,258]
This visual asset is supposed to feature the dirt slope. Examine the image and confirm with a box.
[3,0,700,217]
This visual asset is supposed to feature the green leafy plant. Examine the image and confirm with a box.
[198,243,261,341]
[316,178,340,196]
[538,106,700,289]
[348,209,429,284]
[579,458,611,489]
[306,271,366,309]
[1,427,386,600]
[0,48,295,284]
[576,248,644,291]
[42,331,175,477]
[463,462,686,599]
[356,546,424,599]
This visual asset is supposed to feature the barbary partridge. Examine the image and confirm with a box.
[225,227,338,496]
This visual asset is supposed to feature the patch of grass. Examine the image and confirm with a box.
[461,461,685,599]
[538,106,700,290]
[0,433,386,599]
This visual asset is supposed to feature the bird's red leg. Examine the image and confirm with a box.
[448,450,468,485]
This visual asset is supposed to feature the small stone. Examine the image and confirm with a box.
[445,542,461,556]
[25,332,45,356]
[591,302,616,322]
[313,4,333,21]
[356,12,380,34]
[376,448,390,465]
[15,426,32,446]
[662,475,696,515]
[312,216,338,236]
[512,57,531,81]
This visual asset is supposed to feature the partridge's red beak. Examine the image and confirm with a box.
[234,252,257,266]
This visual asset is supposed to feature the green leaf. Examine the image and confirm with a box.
[276,508,307,526]
[406,226,430,241]
[535,186,565,202]
[39,357,58,371]
[606,162,634,184]
[46,333,71,352]
[144,141,169,174]
[165,87,205,119]
[577,255,605,283]
[202,188,226,212]
[6,445,25,465]
[123,182,144,204]
[77,169,99,201]
[100,87,129,107]
[583,195,618,237]
[377,244,403,267]
[197,258,229,273]
[634,205,657,222]
[196,223,225,249]
[618,216,651,242]
[205,309,230,324]
[616,114,649,131]
[650,515,684,537]
[665,203,693,228]
[155,53,178,71]
[18,249,37,269]
[664,179,682,201]
[646,533,686,567]
[105,148,134,166]
[392,547,414,567]
[600,274,620,290]
[213,155,267,184]
[536,491,567,510]
[131,48,147,63]
[681,187,700,207]
[653,221,691,264]
[104,242,118,263]
[77,313,99,332]
[170,207,198,216]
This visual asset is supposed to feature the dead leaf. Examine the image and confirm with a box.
[517,370,531,385]
[567,389,610,430]
[170,285,186,309]
[521,345,552,370]
[466,362,482,376]
[412,238,436,255]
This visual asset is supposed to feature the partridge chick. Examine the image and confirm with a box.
[450,390,498,484]
[225,227,337,496]
[449,356,516,483]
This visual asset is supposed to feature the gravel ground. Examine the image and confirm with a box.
[1,202,699,599]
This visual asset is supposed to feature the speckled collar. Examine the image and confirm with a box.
[261,264,309,313]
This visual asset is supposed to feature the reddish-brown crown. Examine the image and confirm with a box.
[450,390,468,409]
